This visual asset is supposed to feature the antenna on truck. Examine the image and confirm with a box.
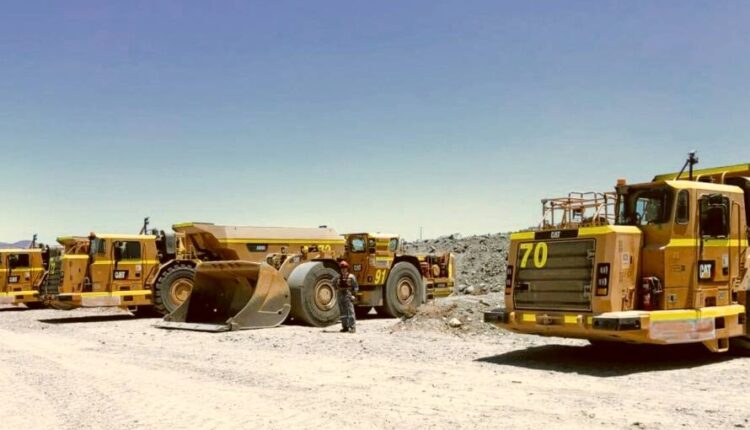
[675,150,699,181]
[140,217,150,235]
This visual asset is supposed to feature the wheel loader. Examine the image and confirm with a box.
[157,225,455,331]
[0,235,54,309]
[44,221,345,321]
[485,152,750,353]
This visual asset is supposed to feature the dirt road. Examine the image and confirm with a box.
[0,304,748,430]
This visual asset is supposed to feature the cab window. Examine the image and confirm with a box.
[118,241,142,260]
[675,190,690,224]
[700,194,730,238]
[94,239,107,255]
[617,187,673,226]
[9,253,30,269]
[349,237,366,253]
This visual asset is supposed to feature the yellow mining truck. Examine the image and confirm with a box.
[45,222,344,321]
[0,237,53,309]
[158,225,455,331]
[485,153,750,353]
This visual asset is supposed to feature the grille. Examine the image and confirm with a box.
[514,239,594,312]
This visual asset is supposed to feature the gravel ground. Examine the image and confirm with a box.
[1,301,749,430]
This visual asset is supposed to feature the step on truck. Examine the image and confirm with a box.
[0,235,54,309]
[157,224,455,331]
[485,152,750,353]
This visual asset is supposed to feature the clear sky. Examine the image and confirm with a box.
[1,1,749,243]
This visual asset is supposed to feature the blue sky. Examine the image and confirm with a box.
[1,1,749,243]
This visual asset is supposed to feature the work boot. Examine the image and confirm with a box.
[340,327,349,333]
[349,327,356,333]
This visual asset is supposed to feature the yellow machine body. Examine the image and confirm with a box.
[0,248,47,306]
[486,171,750,353]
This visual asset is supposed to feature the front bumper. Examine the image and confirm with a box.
[484,305,746,346]
[0,291,41,305]
[52,290,153,308]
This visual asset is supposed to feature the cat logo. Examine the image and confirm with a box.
[113,270,129,280]
[551,231,561,239]
[698,261,714,280]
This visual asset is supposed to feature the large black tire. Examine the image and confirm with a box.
[289,264,340,327]
[153,264,195,316]
[382,262,424,318]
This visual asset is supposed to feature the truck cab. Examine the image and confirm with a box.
[616,180,745,312]
[345,233,401,287]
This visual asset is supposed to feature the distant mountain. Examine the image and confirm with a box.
[0,240,33,249]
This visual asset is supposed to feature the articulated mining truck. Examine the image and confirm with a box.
[158,224,455,331]
[485,153,750,353]
[0,236,54,309]
[45,222,344,320]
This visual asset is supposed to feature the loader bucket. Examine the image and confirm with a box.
[156,261,291,332]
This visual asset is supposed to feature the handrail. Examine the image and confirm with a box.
[538,191,616,230]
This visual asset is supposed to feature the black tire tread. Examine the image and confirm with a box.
[382,262,424,318]
[153,263,195,316]
[289,264,339,327]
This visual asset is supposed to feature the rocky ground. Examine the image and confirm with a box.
[1,302,748,430]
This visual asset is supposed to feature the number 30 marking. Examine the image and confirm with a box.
[519,242,548,269]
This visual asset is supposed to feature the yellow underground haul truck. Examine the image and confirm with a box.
[0,239,53,309]
[157,224,455,331]
[485,155,750,353]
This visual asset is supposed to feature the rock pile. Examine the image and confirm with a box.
[390,294,507,336]
[403,233,509,295]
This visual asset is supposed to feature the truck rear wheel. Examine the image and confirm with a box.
[382,262,424,318]
[289,263,339,327]
[153,264,195,316]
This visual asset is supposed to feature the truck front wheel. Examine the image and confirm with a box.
[382,262,424,318]
[153,264,195,316]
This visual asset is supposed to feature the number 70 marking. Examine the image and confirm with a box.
[519,242,549,269]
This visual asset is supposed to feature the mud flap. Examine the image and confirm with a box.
[156,261,291,331]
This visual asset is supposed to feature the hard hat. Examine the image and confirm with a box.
[339,260,349,269]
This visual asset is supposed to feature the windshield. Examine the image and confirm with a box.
[349,236,366,253]
[617,186,674,226]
